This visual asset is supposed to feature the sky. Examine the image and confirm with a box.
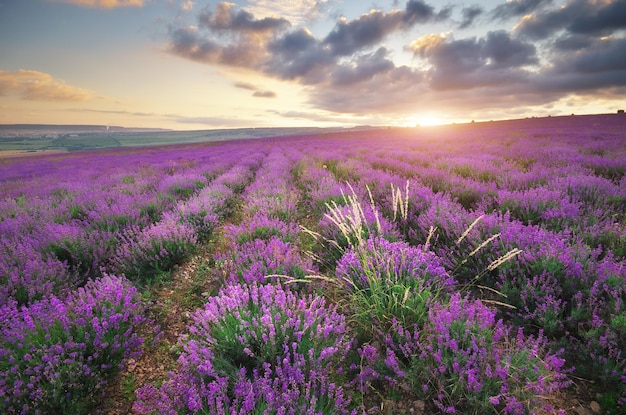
[0,0,625,130]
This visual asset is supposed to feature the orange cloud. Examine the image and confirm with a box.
[0,70,95,101]
[408,33,447,56]
[49,0,143,8]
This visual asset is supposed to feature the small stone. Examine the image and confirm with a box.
[589,401,602,414]
[201,291,210,297]
[574,406,594,415]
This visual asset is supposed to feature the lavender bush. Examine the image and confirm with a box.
[0,275,148,414]
[226,212,300,245]
[174,183,234,241]
[134,282,354,414]
[336,236,454,333]
[112,215,197,284]
[215,235,313,284]
[377,294,569,414]
[0,240,73,307]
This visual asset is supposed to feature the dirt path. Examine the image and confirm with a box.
[93,243,224,415]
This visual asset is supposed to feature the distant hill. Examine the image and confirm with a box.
[0,124,384,155]
[0,124,169,137]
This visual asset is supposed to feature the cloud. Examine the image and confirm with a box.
[323,10,406,57]
[411,31,537,90]
[198,2,289,33]
[264,29,333,83]
[167,3,290,68]
[458,5,483,29]
[167,1,451,80]
[167,25,271,67]
[537,37,626,92]
[49,0,143,8]
[244,0,329,25]
[515,0,626,40]
[233,82,257,91]
[0,70,95,101]
[162,1,626,121]
[308,64,427,114]
[181,0,194,11]
[329,47,395,86]
[233,82,276,98]
[273,109,376,125]
[233,81,277,97]
[71,108,155,116]
[491,0,553,21]
[322,1,450,57]
[252,90,276,98]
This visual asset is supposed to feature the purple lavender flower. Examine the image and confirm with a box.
[111,215,197,283]
[215,236,313,284]
[0,275,148,414]
[134,282,354,414]
[382,294,569,414]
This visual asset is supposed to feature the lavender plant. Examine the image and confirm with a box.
[380,294,569,414]
[174,183,234,241]
[0,275,148,414]
[112,215,197,284]
[134,282,354,414]
[226,212,300,245]
[215,235,313,284]
[0,240,73,306]
[335,236,454,334]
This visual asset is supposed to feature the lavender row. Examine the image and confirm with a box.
[135,144,356,413]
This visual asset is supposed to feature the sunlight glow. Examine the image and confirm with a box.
[413,113,444,127]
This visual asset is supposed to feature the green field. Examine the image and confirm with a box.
[0,126,370,154]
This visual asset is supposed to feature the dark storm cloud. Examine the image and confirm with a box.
[198,2,289,33]
[403,0,436,23]
[491,0,553,21]
[516,0,626,40]
[483,30,538,68]
[567,0,626,34]
[458,5,483,29]
[552,34,594,51]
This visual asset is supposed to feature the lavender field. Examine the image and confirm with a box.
[1,114,625,415]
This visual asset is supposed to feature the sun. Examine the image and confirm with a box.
[399,113,444,127]
[414,113,444,127]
